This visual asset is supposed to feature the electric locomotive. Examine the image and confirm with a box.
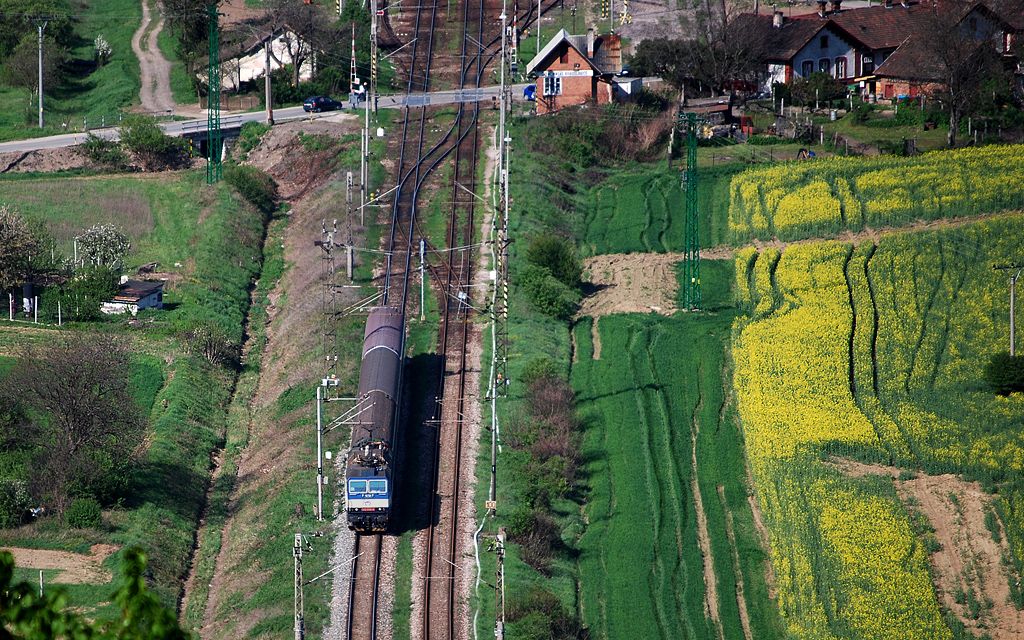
[345,306,404,532]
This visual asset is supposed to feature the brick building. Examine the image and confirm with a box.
[526,28,622,115]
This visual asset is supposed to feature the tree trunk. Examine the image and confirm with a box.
[948,108,959,148]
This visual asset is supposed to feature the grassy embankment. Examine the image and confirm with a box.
[469,106,783,639]
[731,145,1024,637]
[192,118,395,639]
[0,0,141,142]
[0,168,271,617]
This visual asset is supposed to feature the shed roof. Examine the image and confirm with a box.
[525,29,622,75]
[113,280,163,302]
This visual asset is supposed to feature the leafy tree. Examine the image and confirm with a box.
[0,546,191,639]
[630,38,688,91]
[78,132,128,169]
[160,0,210,82]
[0,203,41,293]
[0,332,145,515]
[0,0,74,62]
[76,224,130,269]
[42,265,120,321]
[0,33,67,89]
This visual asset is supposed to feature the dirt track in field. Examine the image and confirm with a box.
[831,458,1024,639]
[1,544,119,584]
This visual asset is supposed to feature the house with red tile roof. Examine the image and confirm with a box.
[739,0,1021,101]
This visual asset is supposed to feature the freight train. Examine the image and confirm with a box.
[345,306,404,532]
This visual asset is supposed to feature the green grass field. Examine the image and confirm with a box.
[568,260,782,640]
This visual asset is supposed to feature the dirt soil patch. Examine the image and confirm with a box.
[1,544,119,584]
[0,147,90,174]
[578,248,732,318]
[830,458,1024,638]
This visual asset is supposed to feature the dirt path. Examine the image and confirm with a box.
[132,0,177,114]
[1,544,119,584]
[830,458,1024,639]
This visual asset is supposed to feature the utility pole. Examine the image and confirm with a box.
[293,534,304,640]
[536,0,540,53]
[206,5,222,184]
[420,238,426,321]
[31,17,50,129]
[994,263,1024,356]
[494,528,506,640]
[371,0,379,112]
[316,386,324,521]
[350,22,357,107]
[265,36,274,125]
[680,112,701,311]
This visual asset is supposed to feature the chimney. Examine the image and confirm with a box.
[587,28,595,57]
[773,10,784,27]
[831,0,842,12]
[817,1,827,17]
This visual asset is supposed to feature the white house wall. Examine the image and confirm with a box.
[791,26,859,81]
[765,63,787,92]
[223,32,314,91]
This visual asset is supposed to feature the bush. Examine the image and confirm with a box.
[983,351,1024,395]
[507,584,586,639]
[0,479,30,529]
[65,496,102,529]
[223,163,278,214]
[519,355,557,386]
[78,133,128,169]
[118,115,186,170]
[236,121,270,159]
[517,265,579,321]
[525,234,581,287]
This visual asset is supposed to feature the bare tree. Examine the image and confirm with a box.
[631,4,767,97]
[273,0,330,88]
[1,332,145,516]
[915,2,1007,147]
[0,204,40,294]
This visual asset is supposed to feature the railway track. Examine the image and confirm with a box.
[344,0,562,636]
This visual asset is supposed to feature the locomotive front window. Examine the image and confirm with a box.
[367,479,387,494]
[348,479,368,493]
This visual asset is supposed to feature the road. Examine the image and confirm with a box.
[0,85,532,154]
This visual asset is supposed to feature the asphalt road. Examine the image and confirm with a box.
[0,84,533,154]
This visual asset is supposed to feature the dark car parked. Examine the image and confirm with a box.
[303,96,344,113]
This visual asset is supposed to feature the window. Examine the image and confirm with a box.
[863,55,874,74]
[349,479,367,493]
[819,58,831,74]
[802,60,814,77]
[835,57,847,78]
[543,75,562,96]
[820,35,829,48]
[367,479,387,494]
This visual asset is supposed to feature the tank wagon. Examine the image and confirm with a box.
[345,306,404,532]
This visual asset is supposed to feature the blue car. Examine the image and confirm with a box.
[524,85,536,101]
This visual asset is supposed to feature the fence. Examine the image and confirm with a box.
[199,95,261,111]
[55,110,176,133]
